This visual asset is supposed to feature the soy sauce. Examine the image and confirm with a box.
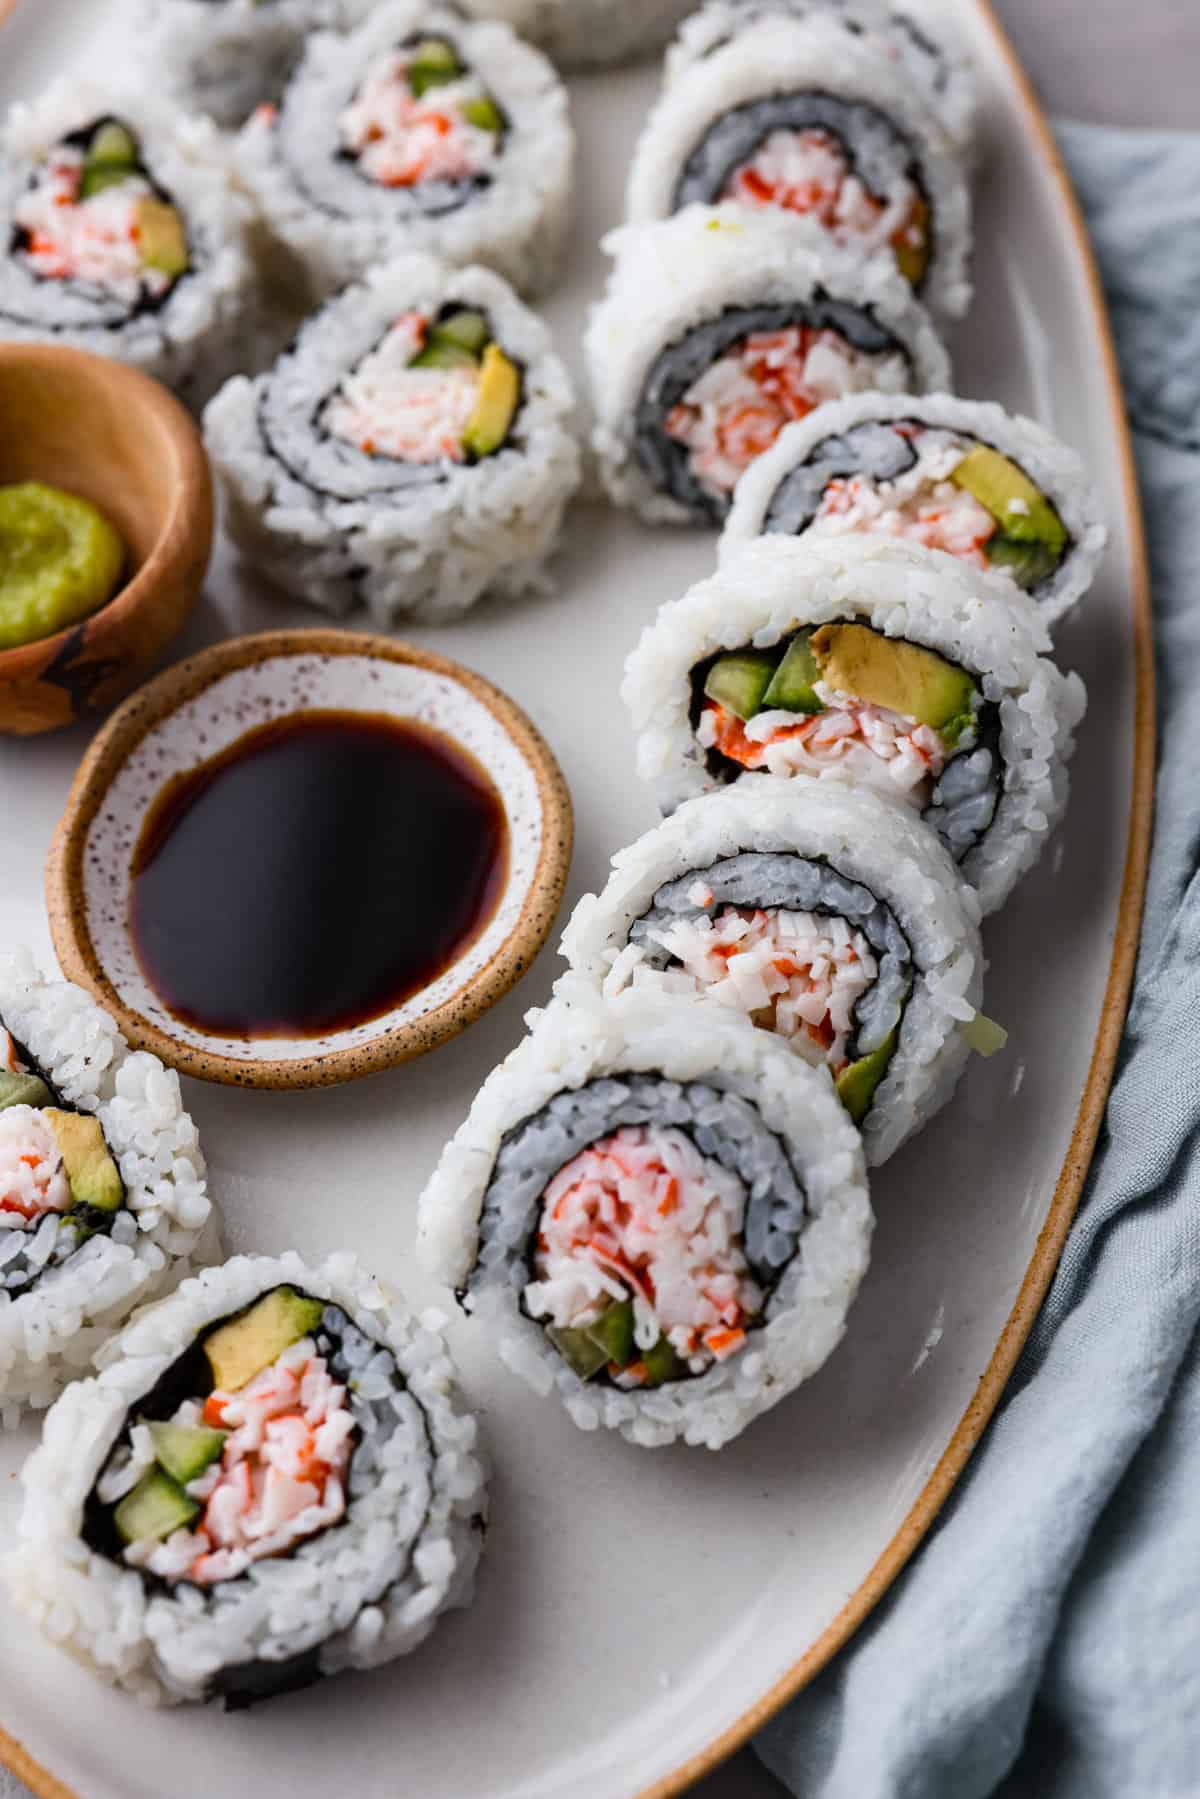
[130,710,509,1040]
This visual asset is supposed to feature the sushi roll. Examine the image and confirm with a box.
[419,983,872,1450]
[623,535,1087,915]
[0,949,216,1419]
[235,1,575,302]
[587,206,950,528]
[627,10,973,324]
[0,83,254,404]
[204,255,581,624]
[4,1252,487,1705]
[561,777,985,1166]
[666,0,977,156]
[722,392,1108,629]
[457,0,696,68]
[140,0,365,132]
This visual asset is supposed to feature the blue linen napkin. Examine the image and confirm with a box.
[756,120,1200,1799]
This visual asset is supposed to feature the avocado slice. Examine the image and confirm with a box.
[984,534,1061,590]
[463,344,520,459]
[135,198,189,278]
[149,1421,227,1486]
[835,1029,898,1125]
[431,309,490,355]
[462,95,504,133]
[114,1468,200,1548]
[641,1336,685,1388]
[587,1299,636,1366]
[43,1109,123,1214]
[408,37,462,98]
[950,444,1068,557]
[411,339,480,371]
[891,196,930,287]
[0,1070,52,1112]
[204,1286,325,1393]
[550,1324,609,1380]
[809,623,977,744]
[702,649,780,721]
[760,629,824,715]
[79,121,139,199]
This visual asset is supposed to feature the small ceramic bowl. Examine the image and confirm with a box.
[0,343,213,736]
[46,628,574,1089]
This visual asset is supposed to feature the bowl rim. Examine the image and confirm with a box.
[0,341,212,679]
[45,627,575,1089]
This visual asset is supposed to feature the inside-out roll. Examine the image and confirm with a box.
[722,391,1107,628]
[0,82,253,402]
[628,10,973,324]
[235,0,574,301]
[561,777,984,1165]
[419,983,872,1450]
[623,535,1087,914]
[587,205,950,527]
[204,255,581,624]
[0,949,217,1419]
[4,1253,486,1706]
[459,0,696,68]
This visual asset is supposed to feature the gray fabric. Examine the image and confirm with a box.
[756,121,1200,1799]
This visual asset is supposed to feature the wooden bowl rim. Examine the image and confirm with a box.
[0,342,211,680]
[45,627,575,1089]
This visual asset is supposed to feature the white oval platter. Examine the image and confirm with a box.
[0,3,1151,1797]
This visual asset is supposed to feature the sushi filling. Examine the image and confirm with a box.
[11,118,190,312]
[339,36,506,199]
[675,96,929,286]
[0,1023,126,1296]
[762,420,1071,591]
[696,623,1002,859]
[637,302,909,522]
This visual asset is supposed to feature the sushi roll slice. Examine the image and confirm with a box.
[4,1252,486,1705]
[419,983,872,1450]
[0,83,254,404]
[141,0,363,132]
[457,0,696,68]
[587,206,950,528]
[623,535,1087,915]
[236,1,575,302]
[666,0,977,157]
[562,777,985,1165]
[204,256,581,624]
[0,949,216,1419]
[628,9,973,324]
[722,392,1107,629]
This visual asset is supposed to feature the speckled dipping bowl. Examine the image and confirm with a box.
[45,629,574,1089]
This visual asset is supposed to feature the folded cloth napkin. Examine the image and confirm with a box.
[756,120,1200,1799]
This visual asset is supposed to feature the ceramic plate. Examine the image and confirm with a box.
[0,4,1151,1797]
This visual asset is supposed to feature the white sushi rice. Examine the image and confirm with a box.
[204,255,581,625]
[419,982,872,1450]
[561,777,984,1165]
[459,0,696,67]
[622,535,1088,915]
[722,390,1108,628]
[235,1,575,302]
[628,12,973,326]
[3,1252,487,1704]
[0,81,255,406]
[0,949,218,1420]
[586,205,951,527]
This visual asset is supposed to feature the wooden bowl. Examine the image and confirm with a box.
[46,629,575,1089]
[0,343,213,736]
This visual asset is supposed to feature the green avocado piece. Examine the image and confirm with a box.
[135,197,189,278]
[550,1324,609,1381]
[431,309,490,355]
[984,534,1062,590]
[703,649,781,721]
[950,444,1068,556]
[43,1109,123,1213]
[0,481,125,653]
[641,1336,685,1388]
[462,95,504,133]
[204,1286,325,1393]
[835,1029,899,1125]
[79,121,140,199]
[408,37,462,97]
[0,1070,52,1112]
[587,1299,636,1366]
[463,344,520,459]
[761,629,824,715]
[114,1468,200,1548]
[810,623,978,743]
[148,1422,227,1486]
[79,163,136,199]
[411,339,480,371]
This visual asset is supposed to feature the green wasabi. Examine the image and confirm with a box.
[0,482,125,652]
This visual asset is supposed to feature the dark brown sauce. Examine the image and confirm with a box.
[129,709,509,1040]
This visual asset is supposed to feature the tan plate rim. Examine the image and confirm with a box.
[43,628,575,1090]
[0,0,1154,1791]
